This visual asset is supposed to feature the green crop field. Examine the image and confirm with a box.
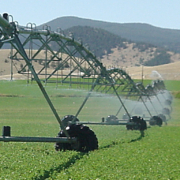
[0,79,180,179]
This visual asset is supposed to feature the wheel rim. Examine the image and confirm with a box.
[149,116,163,126]
[55,124,98,152]
[126,116,147,131]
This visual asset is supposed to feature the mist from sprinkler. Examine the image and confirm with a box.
[151,70,164,80]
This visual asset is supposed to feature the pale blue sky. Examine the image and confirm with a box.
[1,0,180,29]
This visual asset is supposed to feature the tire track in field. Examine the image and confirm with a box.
[99,131,146,150]
[33,131,146,179]
[128,131,146,143]
[33,152,87,180]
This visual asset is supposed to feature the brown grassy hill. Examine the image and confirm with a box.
[0,49,180,80]
[64,26,178,67]
[0,49,47,80]
[101,43,180,67]
[126,62,180,80]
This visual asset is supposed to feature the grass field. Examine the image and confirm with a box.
[0,79,180,179]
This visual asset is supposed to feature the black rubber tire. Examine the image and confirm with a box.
[164,99,172,106]
[149,116,163,126]
[162,108,171,115]
[126,116,147,131]
[105,115,119,124]
[158,114,167,123]
[61,115,79,127]
[55,131,72,151]
[55,124,98,152]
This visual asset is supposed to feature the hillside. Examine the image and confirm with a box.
[59,26,127,58]
[62,26,180,67]
[39,16,180,53]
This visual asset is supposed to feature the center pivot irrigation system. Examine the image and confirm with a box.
[0,13,173,152]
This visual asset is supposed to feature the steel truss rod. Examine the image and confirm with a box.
[0,136,77,143]
[0,14,70,138]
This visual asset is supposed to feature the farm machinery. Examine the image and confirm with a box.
[133,80,172,125]
[0,13,103,152]
[0,13,171,152]
[87,68,172,126]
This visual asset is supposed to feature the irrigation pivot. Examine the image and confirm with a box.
[0,13,156,152]
[0,13,99,152]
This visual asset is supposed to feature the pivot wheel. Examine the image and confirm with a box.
[149,116,163,126]
[61,115,79,127]
[162,108,171,115]
[55,124,98,152]
[164,99,172,106]
[105,115,119,124]
[126,116,147,131]
[158,114,167,125]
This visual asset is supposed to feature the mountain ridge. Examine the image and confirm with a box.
[59,25,179,67]
[38,16,180,53]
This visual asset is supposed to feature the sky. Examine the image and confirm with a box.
[1,0,180,29]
